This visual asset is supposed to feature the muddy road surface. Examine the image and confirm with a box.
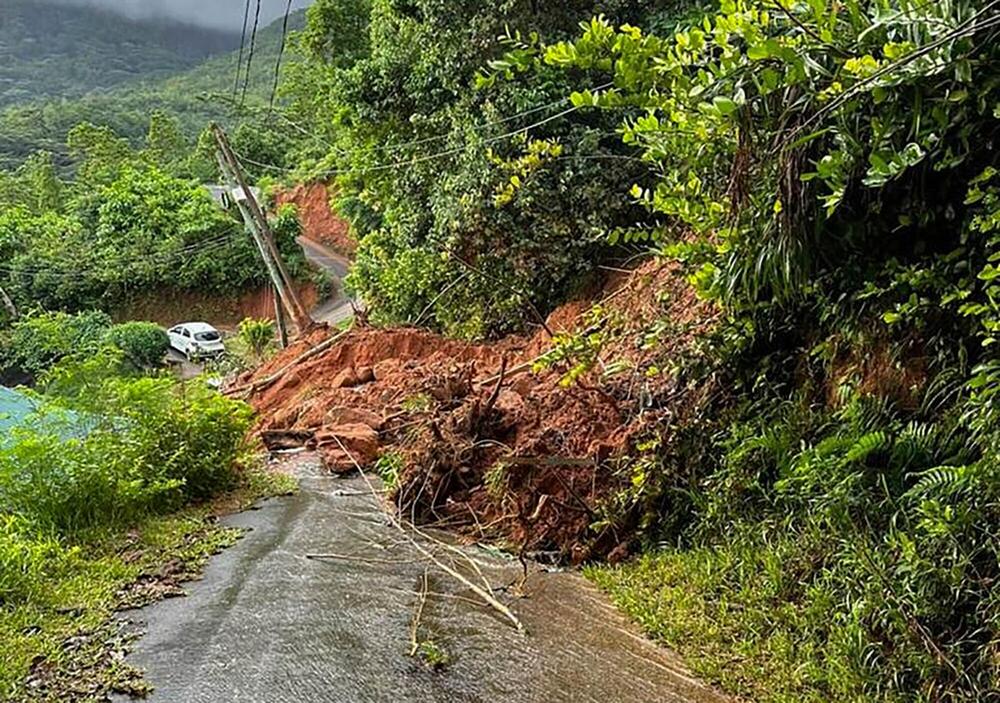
[115,455,725,703]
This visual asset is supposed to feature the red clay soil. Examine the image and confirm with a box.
[275,183,356,257]
[233,257,719,563]
[114,282,319,331]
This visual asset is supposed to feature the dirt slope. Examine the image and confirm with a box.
[233,258,718,562]
[114,281,319,330]
[276,183,356,257]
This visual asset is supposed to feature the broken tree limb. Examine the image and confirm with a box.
[329,433,526,633]
[412,271,471,328]
[474,359,535,388]
[483,357,507,418]
[227,328,351,397]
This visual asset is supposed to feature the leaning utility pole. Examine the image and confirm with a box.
[211,123,314,333]
[273,284,289,349]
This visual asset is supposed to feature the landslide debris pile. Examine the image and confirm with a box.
[233,259,718,561]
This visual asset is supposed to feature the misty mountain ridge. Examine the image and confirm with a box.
[0,0,242,108]
[40,0,312,32]
[0,8,308,171]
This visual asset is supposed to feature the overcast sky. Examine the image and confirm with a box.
[45,0,313,32]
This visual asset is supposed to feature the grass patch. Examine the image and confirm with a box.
[415,639,451,671]
[586,549,832,703]
[0,464,297,700]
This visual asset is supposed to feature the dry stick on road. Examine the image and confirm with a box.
[409,569,430,657]
[306,554,424,566]
[328,433,526,632]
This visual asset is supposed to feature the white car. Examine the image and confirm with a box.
[167,323,226,360]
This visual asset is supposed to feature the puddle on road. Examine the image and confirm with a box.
[115,454,725,703]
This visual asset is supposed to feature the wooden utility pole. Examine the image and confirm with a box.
[211,123,314,333]
[273,284,289,349]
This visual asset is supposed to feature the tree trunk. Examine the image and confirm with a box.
[0,286,17,320]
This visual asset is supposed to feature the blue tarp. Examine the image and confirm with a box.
[0,386,88,445]
[0,386,39,434]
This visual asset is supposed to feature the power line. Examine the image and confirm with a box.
[269,0,295,114]
[236,102,590,178]
[216,81,618,166]
[363,83,612,158]
[0,237,243,280]
[233,0,252,101]
[0,232,253,280]
[240,0,263,108]
[299,82,614,160]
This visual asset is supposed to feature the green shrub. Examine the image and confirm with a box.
[238,318,276,363]
[0,309,111,378]
[104,321,169,369]
[0,354,254,534]
[0,515,66,605]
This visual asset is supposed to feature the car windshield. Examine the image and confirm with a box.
[195,331,221,342]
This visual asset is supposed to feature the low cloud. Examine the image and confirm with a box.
[41,0,312,32]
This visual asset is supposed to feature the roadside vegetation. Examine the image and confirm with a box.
[0,347,293,698]
[527,3,1000,701]
[238,317,278,364]
[267,0,1000,700]
[0,311,170,383]
[280,0,689,337]
[0,114,308,318]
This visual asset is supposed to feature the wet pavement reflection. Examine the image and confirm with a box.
[115,455,726,703]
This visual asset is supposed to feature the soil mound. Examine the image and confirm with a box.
[233,257,718,562]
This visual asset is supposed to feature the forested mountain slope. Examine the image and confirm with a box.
[0,0,239,108]
[0,8,306,171]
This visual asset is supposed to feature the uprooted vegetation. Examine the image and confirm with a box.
[237,258,717,561]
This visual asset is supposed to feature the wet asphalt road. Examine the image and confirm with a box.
[298,237,359,327]
[115,456,726,703]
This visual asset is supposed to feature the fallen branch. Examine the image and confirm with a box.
[409,569,430,657]
[474,359,536,388]
[227,328,352,397]
[482,357,507,418]
[330,433,525,632]
[306,553,423,566]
